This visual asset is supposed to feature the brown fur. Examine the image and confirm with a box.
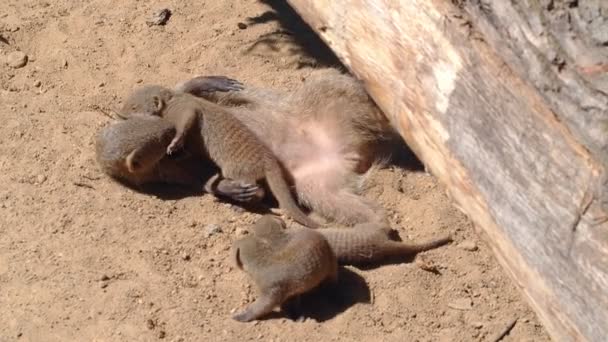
[318,222,452,265]
[258,215,451,266]
[231,215,338,322]
[177,69,398,226]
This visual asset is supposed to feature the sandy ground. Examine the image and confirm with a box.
[0,1,551,341]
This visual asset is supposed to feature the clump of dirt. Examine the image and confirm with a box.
[0,0,550,341]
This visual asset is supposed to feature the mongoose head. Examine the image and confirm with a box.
[95,116,176,176]
[251,215,286,236]
[119,85,175,119]
[231,215,287,271]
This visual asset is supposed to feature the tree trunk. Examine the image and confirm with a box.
[286,0,608,341]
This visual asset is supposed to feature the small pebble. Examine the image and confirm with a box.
[181,253,190,261]
[100,282,108,289]
[448,297,473,311]
[458,240,478,251]
[7,51,28,68]
[100,274,110,281]
[471,321,484,329]
[36,174,47,184]
[147,9,172,26]
[237,22,248,29]
[416,257,439,273]
[158,330,166,339]
[146,319,155,330]
[98,82,105,87]
[33,80,41,87]
[204,224,222,237]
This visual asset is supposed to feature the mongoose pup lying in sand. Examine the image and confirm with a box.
[95,115,197,187]
[119,83,319,228]
[95,115,261,200]
[231,215,338,322]
[112,69,397,226]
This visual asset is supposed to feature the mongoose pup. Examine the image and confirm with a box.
[95,116,261,200]
[95,116,196,187]
[231,215,338,322]
[260,216,452,266]
[115,68,396,226]
[120,86,320,228]
[117,75,244,119]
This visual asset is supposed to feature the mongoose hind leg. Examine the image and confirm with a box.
[296,175,388,226]
[204,173,265,203]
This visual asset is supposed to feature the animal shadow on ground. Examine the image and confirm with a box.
[258,266,371,322]
[245,0,342,69]
[110,168,273,215]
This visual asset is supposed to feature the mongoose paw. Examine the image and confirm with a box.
[232,311,255,322]
[166,137,183,156]
[165,148,191,161]
[216,180,262,202]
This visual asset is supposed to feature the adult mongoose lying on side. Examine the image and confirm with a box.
[114,69,396,226]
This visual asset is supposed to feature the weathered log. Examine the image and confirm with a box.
[285,0,608,341]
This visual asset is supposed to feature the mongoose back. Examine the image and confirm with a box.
[231,215,338,322]
[118,75,243,119]
[256,216,452,265]
[120,87,320,228]
[318,222,452,265]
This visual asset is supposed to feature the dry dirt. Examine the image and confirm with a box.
[0,1,552,341]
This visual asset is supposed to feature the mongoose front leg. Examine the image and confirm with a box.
[233,287,284,322]
[166,108,197,155]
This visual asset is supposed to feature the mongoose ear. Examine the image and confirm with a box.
[152,95,163,112]
[232,246,244,270]
[125,149,143,173]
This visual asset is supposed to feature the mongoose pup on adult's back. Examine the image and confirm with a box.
[231,215,338,322]
[115,68,396,226]
[260,216,452,266]
[120,85,320,228]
